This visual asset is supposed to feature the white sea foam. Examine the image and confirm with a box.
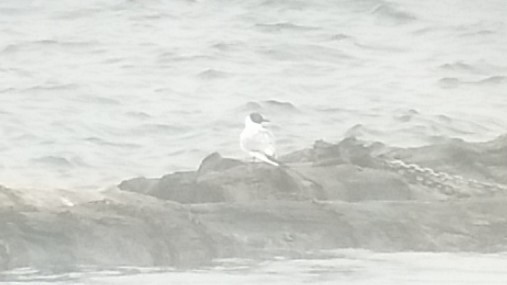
[0,0,506,190]
[2,250,507,284]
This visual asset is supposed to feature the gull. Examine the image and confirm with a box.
[240,112,280,166]
[239,113,323,190]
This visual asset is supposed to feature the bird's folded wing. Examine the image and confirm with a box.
[244,129,276,157]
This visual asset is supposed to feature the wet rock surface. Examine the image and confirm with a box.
[1,135,507,271]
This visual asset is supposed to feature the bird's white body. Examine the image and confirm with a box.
[240,114,279,166]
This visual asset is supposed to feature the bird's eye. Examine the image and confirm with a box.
[250,113,264,123]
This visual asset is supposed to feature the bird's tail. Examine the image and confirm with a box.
[265,155,322,190]
[252,152,322,192]
[252,152,281,167]
[266,154,287,168]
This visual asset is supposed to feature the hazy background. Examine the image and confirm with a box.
[0,0,506,190]
[1,1,507,284]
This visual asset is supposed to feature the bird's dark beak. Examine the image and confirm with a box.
[263,118,270,123]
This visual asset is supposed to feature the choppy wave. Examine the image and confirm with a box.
[370,3,417,25]
[0,0,506,189]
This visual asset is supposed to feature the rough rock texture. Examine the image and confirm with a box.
[119,151,414,203]
[1,134,507,271]
[120,135,507,202]
[387,135,507,184]
[0,186,213,271]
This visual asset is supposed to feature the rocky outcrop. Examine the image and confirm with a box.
[1,134,507,271]
[0,186,213,271]
[120,135,507,203]
[119,151,414,203]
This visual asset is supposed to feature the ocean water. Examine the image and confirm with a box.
[0,0,506,190]
[2,250,507,284]
[1,1,507,282]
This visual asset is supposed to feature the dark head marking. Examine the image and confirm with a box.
[249,112,267,124]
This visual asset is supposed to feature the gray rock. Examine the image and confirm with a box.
[1,186,507,271]
[2,134,507,271]
[119,147,412,203]
[0,187,214,270]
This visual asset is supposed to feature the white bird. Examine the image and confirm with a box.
[240,112,279,166]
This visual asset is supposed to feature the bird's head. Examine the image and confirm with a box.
[246,112,270,126]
